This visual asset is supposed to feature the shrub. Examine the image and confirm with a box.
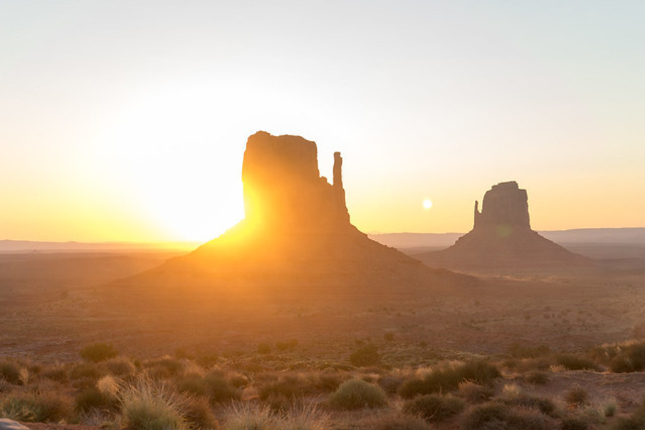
[183,397,219,429]
[367,414,432,430]
[458,381,494,403]
[610,343,645,373]
[80,343,119,363]
[350,344,380,367]
[257,343,272,354]
[556,354,599,371]
[175,373,208,397]
[259,375,309,401]
[384,332,395,342]
[275,339,298,352]
[461,402,512,429]
[561,417,589,430]
[525,371,550,384]
[462,402,547,430]
[103,357,136,376]
[508,343,551,358]
[565,385,589,408]
[75,387,119,413]
[398,360,500,399]
[119,377,188,430]
[501,394,557,417]
[402,394,466,423]
[41,366,68,383]
[204,371,240,404]
[0,361,23,385]
[0,390,74,422]
[222,402,276,430]
[143,357,184,376]
[378,376,404,395]
[328,378,387,410]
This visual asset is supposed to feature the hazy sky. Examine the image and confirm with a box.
[2,1,644,242]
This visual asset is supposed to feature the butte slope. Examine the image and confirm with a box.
[416,181,590,272]
[117,131,472,300]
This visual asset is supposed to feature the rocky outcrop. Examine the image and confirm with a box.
[474,181,530,230]
[241,131,349,231]
[120,132,470,296]
[417,181,590,271]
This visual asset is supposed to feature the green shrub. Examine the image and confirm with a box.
[556,354,600,371]
[398,360,500,399]
[402,394,466,423]
[349,344,380,367]
[80,343,119,363]
[329,378,387,410]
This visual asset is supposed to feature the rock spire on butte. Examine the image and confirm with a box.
[122,131,469,296]
[417,181,589,271]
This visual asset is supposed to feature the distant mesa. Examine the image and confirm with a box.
[415,181,590,271]
[119,131,470,296]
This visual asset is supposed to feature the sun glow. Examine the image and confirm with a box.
[423,199,433,209]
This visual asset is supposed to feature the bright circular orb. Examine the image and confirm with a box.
[423,199,433,209]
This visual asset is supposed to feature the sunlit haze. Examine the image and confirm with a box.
[2,1,644,242]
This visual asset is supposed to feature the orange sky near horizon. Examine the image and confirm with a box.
[1,1,644,243]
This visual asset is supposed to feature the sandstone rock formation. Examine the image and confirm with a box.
[416,181,590,271]
[120,132,469,297]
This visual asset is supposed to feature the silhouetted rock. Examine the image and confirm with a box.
[119,132,471,298]
[241,131,349,231]
[417,181,590,271]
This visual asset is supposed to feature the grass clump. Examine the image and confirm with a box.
[204,371,240,404]
[119,377,188,430]
[328,378,387,410]
[349,343,380,367]
[462,402,548,430]
[75,387,119,413]
[561,417,590,430]
[1,390,74,422]
[222,402,276,430]
[564,384,589,408]
[398,360,501,399]
[80,343,119,363]
[458,381,494,403]
[0,361,24,385]
[364,413,432,430]
[556,354,600,371]
[402,394,466,423]
[525,370,550,384]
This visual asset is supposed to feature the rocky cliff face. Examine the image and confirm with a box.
[241,131,349,232]
[417,181,590,271]
[474,181,530,231]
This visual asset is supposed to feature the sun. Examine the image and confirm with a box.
[423,199,433,209]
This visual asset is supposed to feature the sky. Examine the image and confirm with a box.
[1,1,644,242]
